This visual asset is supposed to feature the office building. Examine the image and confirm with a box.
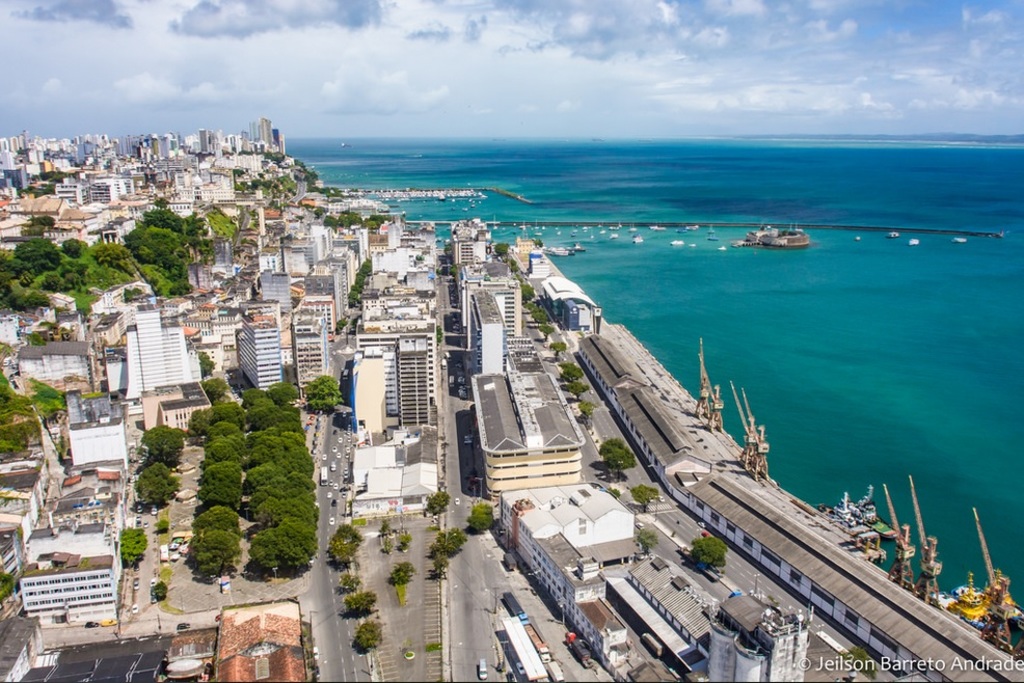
[65,391,129,469]
[292,309,329,387]
[237,313,283,390]
[124,305,196,400]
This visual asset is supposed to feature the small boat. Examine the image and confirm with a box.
[717,245,727,251]
[854,236,861,242]
[573,242,586,253]
[632,234,644,244]
[689,244,697,248]
[686,225,700,231]
[628,226,638,232]
[707,228,719,241]
[670,240,686,246]
[887,231,900,239]
[649,225,666,231]
[609,233,619,240]
[952,237,968,244]
[908,238,920,246]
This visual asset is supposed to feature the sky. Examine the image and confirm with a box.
[3,0,1023,139]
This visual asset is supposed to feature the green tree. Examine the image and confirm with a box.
[690,535,728,568]
[354,620,383,650]
[60,239,86,258]
[266,381,299,407]
[152,581,169,601]
[345,590,378,616]
[845,646,878,681]
[397,531,412,552]
[636,528,659,556]
[193,505,241,538]
[120,528,148,566]
[198,461,243,510]
[521,283,535,302]
[201,377,230,403]
[13,239,62,273]
[493,242,510,257]
[578,400,595,422]
[425,491,450,517]
[188,408,213,438]
[141,425,186,467]
[531,307,550,325]
[329,524,364,565]
[429,528,468,559]
[466,503,494,534]
[206,421,243,442]
[192,528,242,575]
[305,375,342,412]
[91,242,136,273]
[203,436,246,467]
[431,554,449,580]
[389,561,416,587]
[559,362,584,383]
[198,351,215,378]
[156,518,170,534]
[630,484,660,512]
[339,573,361,593]
[565,380,589,399]
[242,388,269,410]
[249,517,317,570]
[549,341,567,357]
[210,402,246,431]
[136,463,180,505]
[599,438,637,481]
[537,323,555,339]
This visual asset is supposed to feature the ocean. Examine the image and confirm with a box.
[289,137,1024,589]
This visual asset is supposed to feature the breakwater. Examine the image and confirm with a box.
[490,220,1003,238]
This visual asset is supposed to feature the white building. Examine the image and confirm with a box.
[292,309,329,387]
[65,391,128,469]
[237,312,283,390]
[469,290,506,375]
[124,305,196,400]
[499,485,636,669]
[708,597,809,683]
[350,431,438,518]
[20,523,120,624]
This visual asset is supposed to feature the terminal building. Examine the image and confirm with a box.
[578,326,1018,681]
[472,345,584,497]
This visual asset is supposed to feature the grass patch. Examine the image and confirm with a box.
[29,379,65,418]
[396,584,407,606]
[160,566,173,584]
[206,209,238,240]
[425,642,442,653]
[159,600,184,615]
[352,518,367,526]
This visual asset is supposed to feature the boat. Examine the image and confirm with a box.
[854,236,861,241]
[887,231,900,239]
[952,237,968,244]
[908,238,920,246]
[818,487,898,540]
[717,245,727,251]
[545,247,572,257]
[649,225,666,231]
[686,224,700,231]
[670,240,686,246]
[632,234,644,244]
[609,233,619,240]
[572,242,587,253]
[707,228,719,241]
[628,226,638,232]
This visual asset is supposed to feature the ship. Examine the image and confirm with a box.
[818,486,898,540]
[545,246,573,257]
[572,242,587,253]
[632,234,644,244]
[732,225,810,249]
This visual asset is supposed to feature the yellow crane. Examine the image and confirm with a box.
[695,339,724,432]
[882,483,915,590]
[974,507,1015,652]
[729,381,769,483]
[908,475,942,606]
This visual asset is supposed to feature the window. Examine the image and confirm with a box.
[710,512,720,525]
[762,550,780,566]
[742,536,754,550]
[844,610,860,628]
[789,569,803,585]
[726,523,736,535]
[811,586,835,608]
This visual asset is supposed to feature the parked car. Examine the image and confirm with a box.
[131,604,139,614]
[176,623,191,631]
[84,621,100,628]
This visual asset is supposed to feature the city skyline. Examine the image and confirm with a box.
[3,0,1022,139]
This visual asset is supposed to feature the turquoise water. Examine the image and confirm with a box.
[290,137,1024,588]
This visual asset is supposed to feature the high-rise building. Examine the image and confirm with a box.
[469,290,506,375]
[259,271,292,314]
[124,305,195,399]
[237,312,283,390]
[292,309,329,387]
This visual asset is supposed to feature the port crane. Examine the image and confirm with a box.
[974,507,1015,653]
[882,483,915,591]
[695,339,724,432]
[908,475,942,606]
[729,381,769,483]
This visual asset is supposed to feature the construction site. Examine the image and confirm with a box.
[578,324,1024,682]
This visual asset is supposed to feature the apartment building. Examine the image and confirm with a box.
[292,309,329,387]
[124,305,196,400]
[237,313,283,390]
[65,391,129,468]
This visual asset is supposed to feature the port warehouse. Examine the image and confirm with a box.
[503,617,549,681]
[578,330,1018,682]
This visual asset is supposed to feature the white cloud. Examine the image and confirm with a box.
[113,73,224,105]
[41,78,63,95]
[320,68,450,115]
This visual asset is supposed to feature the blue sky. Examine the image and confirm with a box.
[3,0,1022,139]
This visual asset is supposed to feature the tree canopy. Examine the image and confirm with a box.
[136,463,179,505]
[389,561,416,587]
[690,535,728,568]
[559,362,584,383]
[630,484,660,511]
[305,375,342,412]
[425,491,450,517]
[599,438,637,481]
[198,461,243,510]
[141,426,186,467]
[120,528,148,566]
[467,503,494,534]
[266,381,299,407]
[636,528,659,556]
[354,620,383,650]
[200,377,230,403]
[192,528,242,576]
[329,524,364,565]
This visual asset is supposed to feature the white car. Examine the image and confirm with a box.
[455,498,461,506]
[322,453,327,461]
[329,517,336,526]
[131,604,139,614]
[327,491,332,498]
[332,446,338,453]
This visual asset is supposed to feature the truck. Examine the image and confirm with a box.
[523,623,551,662]
[565,633,592,668]
[502,591,527,623]
[159,544,169,563]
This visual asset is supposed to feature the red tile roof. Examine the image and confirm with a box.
[216,602,304,682]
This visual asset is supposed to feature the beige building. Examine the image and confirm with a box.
[140,382,211,431]
[352,349,397,435]
[472,346,584,498]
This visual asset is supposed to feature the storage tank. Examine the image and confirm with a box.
[708,621,737,683]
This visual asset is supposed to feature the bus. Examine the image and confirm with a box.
[320,466,329,486]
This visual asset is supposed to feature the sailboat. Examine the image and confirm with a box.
[707,227,719,241]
